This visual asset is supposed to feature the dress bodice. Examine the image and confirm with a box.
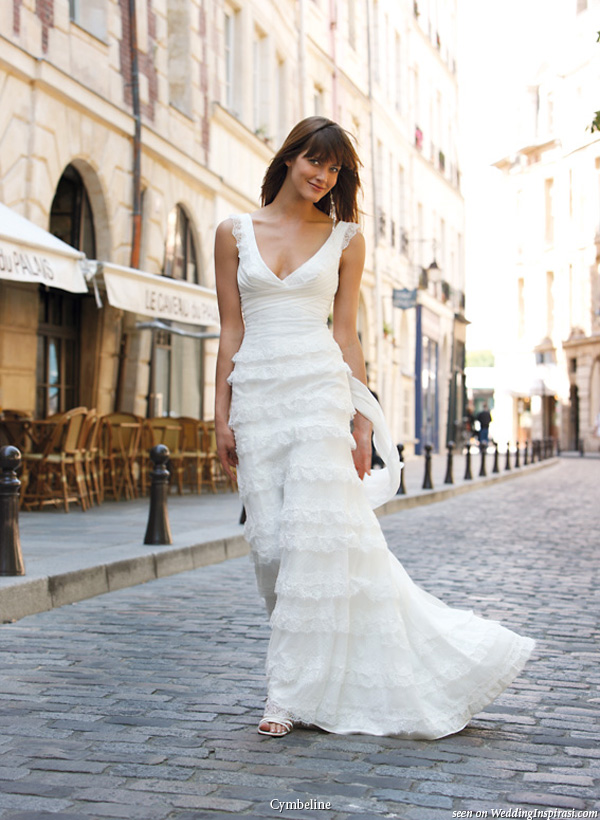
[231,213,359,342]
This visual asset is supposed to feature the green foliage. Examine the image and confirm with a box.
[466,349,495,368]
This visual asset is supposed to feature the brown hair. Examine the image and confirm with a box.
[260,117,362,223]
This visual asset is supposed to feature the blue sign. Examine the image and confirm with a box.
[393,288,417,309]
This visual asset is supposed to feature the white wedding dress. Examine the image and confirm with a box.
[228,213,535,739]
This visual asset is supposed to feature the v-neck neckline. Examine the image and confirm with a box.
[247,214,338,283]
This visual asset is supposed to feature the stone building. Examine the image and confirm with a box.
[492,0,600,451]
[0,0,465,454]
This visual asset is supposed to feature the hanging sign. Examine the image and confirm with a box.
[393,287,417,310]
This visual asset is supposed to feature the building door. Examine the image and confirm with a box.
[36,289,81,417]
[421,335,439,451]
[35,164,96,417]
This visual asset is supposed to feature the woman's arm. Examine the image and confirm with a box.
[214,218,245,480]
[332,230,372,480]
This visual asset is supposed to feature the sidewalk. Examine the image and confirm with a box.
[0,450,559,623]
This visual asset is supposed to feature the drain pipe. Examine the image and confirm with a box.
[365,0,382,396]
[128,0,142,269]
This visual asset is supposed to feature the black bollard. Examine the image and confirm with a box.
[524,440,529,466]
[532,439,539,462]
[515,442,521,468]
[505,443,511,471]
[144,445,173,545]
[0,446,25,576]
[492,440,500,474]
[444,441,454,485]
[422,443,433,490]
[464,443,473,480]
[478,442,487,477]
[396,444,406,495]
[556,437,560,456]
[239,505,246,525]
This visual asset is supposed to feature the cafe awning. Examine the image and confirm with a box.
[98,262,220,327]
[0,202,88,293]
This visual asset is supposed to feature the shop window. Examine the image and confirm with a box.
[69,0,107,40]
[163,205,199,283]
[149,328,204,419]
[36,290,81,418]
[49,165,96,258]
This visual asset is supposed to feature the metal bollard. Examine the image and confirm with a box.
[579,438,584,457]
[492,441,500,474]
[505,443,511,471]
[444,441,454,485]
[524,440,529,466]
[0,446,25,576]
[396,444,406,495]
[515,442,521,468]
[478,442,487,477]
[144,444,173,545]
[239,505,246,525]
[464,443,473,480]
[422,443,434,490]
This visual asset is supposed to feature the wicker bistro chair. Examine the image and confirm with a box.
[22,407,89,512]
[0,409,33,450]
[81,410,102,506]
[139,418,184,495]
[100,413,143,502]
[177,417,206,494]
[201,420,237,493]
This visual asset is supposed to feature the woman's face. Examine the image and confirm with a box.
[286,151,340,203]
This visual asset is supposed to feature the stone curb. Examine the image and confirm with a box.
[0,457,559,623]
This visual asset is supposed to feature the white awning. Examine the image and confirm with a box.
[0,202,88,294]
[99,262,220,327]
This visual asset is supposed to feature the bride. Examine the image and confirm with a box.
[213,116,535,739]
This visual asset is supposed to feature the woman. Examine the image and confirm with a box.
[214,116,534,739]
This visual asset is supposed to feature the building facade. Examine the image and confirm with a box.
[491,0,600,451]
[0,0,465,453]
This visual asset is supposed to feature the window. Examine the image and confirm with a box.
[518,277,525,339]
[394,34,402,112]
[69,0,107,40]
[36,291,81,418]
[49,165,96,258]
[544,178,554,243]
[253,27,268,134]
[373,0,380,85]
[348,0,357,49]
[313,85,324,116]
[163,205,199,283]
[398,165,406,253]
[275,56,286,147]
[546,271,554,336]
[148,329,205,419]
[224,7,241,114]
[167,1,191,113]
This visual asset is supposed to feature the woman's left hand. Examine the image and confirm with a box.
[352,413,372,480]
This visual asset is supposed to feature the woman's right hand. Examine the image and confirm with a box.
[216,424,238,481]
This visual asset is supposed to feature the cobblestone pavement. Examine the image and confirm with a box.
[0,458,598,820]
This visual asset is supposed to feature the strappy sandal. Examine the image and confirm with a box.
[257,714,294,737]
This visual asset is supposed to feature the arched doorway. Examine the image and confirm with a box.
[36,165,96,417]
[148,204,204,418]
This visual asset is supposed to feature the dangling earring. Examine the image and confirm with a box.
[328,192,336,224]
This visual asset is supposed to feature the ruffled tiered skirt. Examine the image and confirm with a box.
[228,330,535,739]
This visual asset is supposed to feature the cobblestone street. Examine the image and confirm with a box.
[0,458,598,820]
